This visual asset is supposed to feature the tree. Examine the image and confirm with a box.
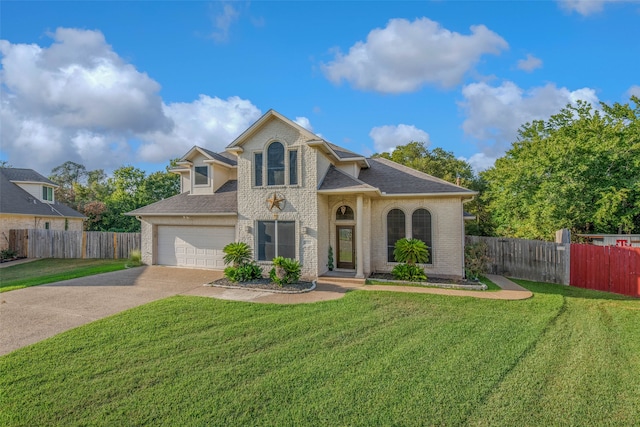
[481,97,640,240]
[49,161,88,208]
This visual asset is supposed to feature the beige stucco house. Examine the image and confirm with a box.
[0,168,85,250]
[129,110,476,279]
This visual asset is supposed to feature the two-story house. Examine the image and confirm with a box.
[0,168,85,250]
[128,110,476,279]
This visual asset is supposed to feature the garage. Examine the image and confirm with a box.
[157,226,235,269]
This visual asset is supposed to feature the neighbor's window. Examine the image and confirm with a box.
[257,220,295,260]
[387,209,406,262]
[44,222,50,230]
[412,209,432,263]
[194,166,208,186]
[289,150,298,185]
[42,186,53,202]
[254,152,263,186]
[267,142,285,186]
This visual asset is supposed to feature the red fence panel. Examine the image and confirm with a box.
[570,244,640,297]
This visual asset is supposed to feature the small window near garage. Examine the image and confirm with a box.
[194,166,209,186]
[336,205,354,221]
[289,150,298,185]
[44,222,50,230]
[387,209,406,262]
[42,186,53,202]
[412,209,432,263]
[254,152,263,186]
[257,220,295,260]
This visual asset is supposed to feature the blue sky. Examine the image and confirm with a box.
[1,1,639,175]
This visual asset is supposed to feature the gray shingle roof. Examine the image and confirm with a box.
[127,180,238,216]
[1,168,57,185]
[0,168,85,218]
[357,158,475,195]
[326,142,364,159]
[198,147,237,166]
[318,166,377,192]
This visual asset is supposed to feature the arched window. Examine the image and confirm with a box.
[412,209,432,263]
[267,142,285,185]
[336,205,354,221]
[387,209,405,262]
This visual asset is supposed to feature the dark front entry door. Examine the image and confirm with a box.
[336,225,355,269]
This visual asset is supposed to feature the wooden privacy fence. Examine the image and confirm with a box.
[466,235,569,284]
[9,229,141,259]
[570,244,640,297]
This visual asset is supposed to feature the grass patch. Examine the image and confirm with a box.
[1,283,638,425]
[0,259,129,292]
[478,275,501,291]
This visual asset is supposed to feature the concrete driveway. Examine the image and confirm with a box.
[0,266,223,356]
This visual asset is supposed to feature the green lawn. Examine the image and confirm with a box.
[1,282,639,426]
[0,259,129,292]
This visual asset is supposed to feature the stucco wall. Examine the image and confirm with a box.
[0,215,83,251]
[138,215,237,265]
[235,118,320,279]
[369,197,465,278]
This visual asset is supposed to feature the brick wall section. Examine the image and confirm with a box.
[0,215,83,251]
[369,197,465,279]
[236,119,320,280]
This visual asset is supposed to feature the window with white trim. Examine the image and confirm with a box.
[267,142,285,186]
[42,186,53,202]
[412,209,432,263]
[257,220,295,260]
[194,166,208,186]
[387,209,406,262]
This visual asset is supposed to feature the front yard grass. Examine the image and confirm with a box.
[1,281,638,425]
[0,259,128,292]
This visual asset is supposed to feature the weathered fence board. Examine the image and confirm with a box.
[570,244,640,297]
[9,229,140,260]
[466,235,569,284]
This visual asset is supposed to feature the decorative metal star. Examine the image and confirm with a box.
[267,192,285,211]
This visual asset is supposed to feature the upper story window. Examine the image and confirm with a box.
[267,142,285,186]
[42,186,53,202]
[254,142,299,187]
[194,166,208,186]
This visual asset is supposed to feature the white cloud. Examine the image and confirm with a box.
[369,124,430,153]
[557,0,630,15]
[293,116,313,132]
[460,81,599,147]
[460,153,498,173]
[0,27,262,173]
[322,17,508,93]
[627,85,640,98]
[210,3,240,43]
[517,54,543,72]
[137,95,261,162]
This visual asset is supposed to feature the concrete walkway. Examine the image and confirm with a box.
[1,266,531,356]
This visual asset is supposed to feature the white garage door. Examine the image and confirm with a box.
[157,226,235,269]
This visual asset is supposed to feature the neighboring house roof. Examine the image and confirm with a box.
[127,180,238,216]
[0,168,85,218]
[1,167,58,186]
[318,166,378,193]
[357,158,476,196]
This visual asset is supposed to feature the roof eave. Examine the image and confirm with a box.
[203,159,237,168]
[10,180,59,188]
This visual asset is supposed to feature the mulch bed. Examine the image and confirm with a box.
[211,277,314,292]
[368,272,471,285]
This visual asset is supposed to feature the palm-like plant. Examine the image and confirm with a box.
[222,242,252,267]
[393,238,429,265]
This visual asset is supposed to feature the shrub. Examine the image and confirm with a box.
[327,246,334,271]
[223,242,252,267]
[128,250,142,266]
[269,256,301,286]
[0,248,17,260]
[391,263,427,282]
[224,262,263,283]
[465,241,491,280]
[393,238,429,265]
